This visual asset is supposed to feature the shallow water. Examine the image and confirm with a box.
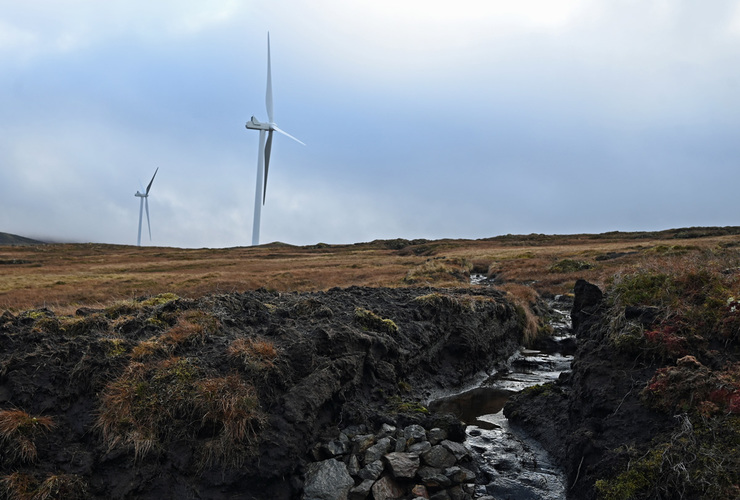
[429,300,573,499]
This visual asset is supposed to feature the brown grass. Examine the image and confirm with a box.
[0,410,55,463]
[2,230,740,331]
[227,337,279,371]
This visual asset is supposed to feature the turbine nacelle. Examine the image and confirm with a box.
[245,116,271,131]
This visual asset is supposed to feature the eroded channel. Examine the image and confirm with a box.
[428,298,574,499]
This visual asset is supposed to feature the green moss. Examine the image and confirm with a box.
[596,445,665,500]
[140,293,179,307]
[549,259,593,273]
[388,395,429,414]
[102,338,127,358]
[521,382,560,397]
[354,307,399,335]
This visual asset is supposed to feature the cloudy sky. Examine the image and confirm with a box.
[2,1,739,248]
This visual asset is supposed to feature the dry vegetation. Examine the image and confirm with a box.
[2,228,740,315]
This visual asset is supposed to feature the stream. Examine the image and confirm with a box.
[429,296,574,499]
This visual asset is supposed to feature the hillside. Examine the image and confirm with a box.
[0,232,44,247]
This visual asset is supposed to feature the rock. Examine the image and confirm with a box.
[440,440,469,461]
[364,437,392,464]
[572,279,603,333]
[377,423,397,439]
[349,479,374,500]
[303,459,354,500]
[444,466,476,483]
[353,434,376,455]
[383,451,420,478]
[323,438,349,457]
[417,466,452,488]
[347,454,360,476]
[429,490,451,500]
[408,441,432,454]
[447,485,467,500]
[358,459,384,481]
[371,475,404,500]
[421,445,456,468]
[404,424,427,443]
[428,428,447,445]
[411,484,430,499]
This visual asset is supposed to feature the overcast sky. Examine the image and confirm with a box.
[2,1,739,248]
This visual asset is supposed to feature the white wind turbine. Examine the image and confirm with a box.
[245,32,304,246]
[134,168,158,246]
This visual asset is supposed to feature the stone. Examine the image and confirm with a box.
[417,466,452,488]
[408,441,432,454]
[403,424,427,443]
[347,454,360,476]
[358,459,384,481]
[353,434,377,455]
[428,428,447,445]
[323,439,349,457]
[371,475,405,500]
[429,490,451,500]
[421,445,456,468]
[348,479,374,500]
[411,484,430,499]
[383,451,420,478]
[302,459,354,500]
[364,437,391,464]
[447,485,467,500]
[377,423,397,438]
[440,440,469,461]
[444,466,476,484]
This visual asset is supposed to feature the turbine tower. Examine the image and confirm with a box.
[135,168,158,247]
[245,32,304,246]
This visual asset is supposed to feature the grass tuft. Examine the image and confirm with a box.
[354,307,399,335]
[0,410,55,464]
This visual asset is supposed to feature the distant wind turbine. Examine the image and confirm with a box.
[245,32,304,246]
[135,168,158,247]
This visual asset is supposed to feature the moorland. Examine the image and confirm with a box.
[1,226,739,499]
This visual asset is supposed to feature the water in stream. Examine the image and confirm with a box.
[429,299,574,499]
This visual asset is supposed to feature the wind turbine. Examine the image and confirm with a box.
[245,32,304,246]
[135,168,158,247]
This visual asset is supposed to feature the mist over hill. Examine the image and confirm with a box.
[0,232,45,246]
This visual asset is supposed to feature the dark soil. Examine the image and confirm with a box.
[0,286,523,499]
[504,280,674,500]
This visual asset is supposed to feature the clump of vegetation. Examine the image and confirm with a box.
[158,310,219,347]
[97,357,265,465]
[354,307,399,335]
[59,314,109,336]
[403,258,471,284]
[0,409,55,464]
[141,293,179,307]
[104,300,140,319]
[0,472,87,500]
[596,414,740,500]
[549,259,593,273]
[387,395,429,415]
[227,337,279,372]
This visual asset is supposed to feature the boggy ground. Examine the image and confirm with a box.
[506,275,740,500]
[0,286,524,499]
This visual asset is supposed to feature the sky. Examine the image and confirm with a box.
[1,1,739,248]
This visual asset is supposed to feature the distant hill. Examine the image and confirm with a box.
[0,232,45,246]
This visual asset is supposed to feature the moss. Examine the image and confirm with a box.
[354,307,399,335]
[595,445,665,500]
[140,293,179,307]
[102,338,127,358]
[388,395,429,415]
[521,382,560,397]
[104,301,139,319]
[549,259,593,273]
[60,314,109,336]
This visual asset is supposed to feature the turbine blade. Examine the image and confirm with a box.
[145,197,152,240]
[263,130,273,204]
[265,32,274,124]
[272,125,305,145]
[146,167,158,195]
